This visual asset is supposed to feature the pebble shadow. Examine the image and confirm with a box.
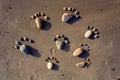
[79,49,89,58]
[28,46,41,57]
[42,20,52,31]
[67,15,82,24]
[53,63,59,71]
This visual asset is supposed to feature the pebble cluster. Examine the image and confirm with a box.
[13,37,34,54]
[84,25,100,39]
[52,34,70,50]
[62,7,80,22]
[30,12,50,30]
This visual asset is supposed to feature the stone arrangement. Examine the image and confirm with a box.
[13,7,100,70]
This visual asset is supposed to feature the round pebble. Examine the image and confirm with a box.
[92,28,97,32]
[56,34,60,38]
[28,39,33,43]
[40,12,45,16]
[13,45,19,49]
[67,7,72,11]
[37,12,41,16]
[63,7,67,11]
[71,8,76,11]
[52,37,57,41]
[60,34,64,38]
[75,15,79,18]
[94,35,99,38]
[94,31,99,34]
[18,37,24,41]
[75,10,79,15]
[87,25,93,30]
[83,43,87,46]
[15,41,20,45]
[30,15,36,19]
[34,13,39,17]
[44,16,49,20]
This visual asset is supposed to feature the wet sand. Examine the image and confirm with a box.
[0,0,120,80]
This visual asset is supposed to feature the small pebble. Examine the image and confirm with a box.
[60,34,64,38]
[87,25,93,30]
[71,8,76,11]
[37,12,41,16]
[34,13,39,17]
[30,15,36,19]
[15,41,20,45]
[67,7,72,11]
[94,35,99,38]
[18,37,24,41]
[83,43,87,46]
[75,10,79,15]
[80,43,83,46]
[13,45,19,49]
[75,15,79,18]
[40,12,45,16]
[23,37,28,41]
[28,39,33,43]
[63,7,67,11]
[92,28,97,32]
[44,16,49,20]
[56,34,60,38]
[64,40,69,44]
[94,31,99,34]
[52,37,57,41]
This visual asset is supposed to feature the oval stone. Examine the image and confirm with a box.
[84,30,92,38]
[61,13,73,22]
[73,47,83,57]
[47,62,53,70]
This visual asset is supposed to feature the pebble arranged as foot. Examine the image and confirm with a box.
[52,34,70,50]
[62,7,80,23]
[84,25,100,39]
[13,37,34,55]
[30,12,50,30]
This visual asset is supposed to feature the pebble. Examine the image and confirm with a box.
[40,12,45,16]
[15,41,20,45]
[92,28,97,32]
[30,15,36,19]
[63,7,67,11]
[67,7,72,11]
[18,37,24,41]
[71,8,76,11]
[87,25,93,30]
[94,31,99,34]
[23,37,28,41]
[20,44,30,54]
[44,16,49,20]
[84,30,92,38]
[75,15,79,18]
[94,35,99,38]
[64,40,69,44]
[60,34,64,38]
[28,39,33,43]
[56,40,65,50]
[52,37,57,41]
[61,13,73,22]
[56,34,60,38]
[47,62,53,70]
[34,13,39,17]
[83,43,87,46]
[73,47,83,57]
[79,43,83,46]
[74,10,79,15]
[13,45,19,49]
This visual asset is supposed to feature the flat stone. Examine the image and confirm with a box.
[47,62,53,70]
[73,47,83,57]
[61,13,73,22]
